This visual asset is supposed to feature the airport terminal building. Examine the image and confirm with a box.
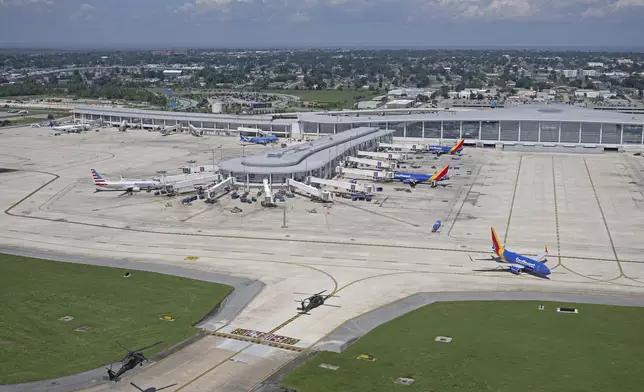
[219,127,394,185]
[72,104,644,147]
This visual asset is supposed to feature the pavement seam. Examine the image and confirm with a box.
[582,157,624,277]
[504,155,523,244]
[551,156,563,269]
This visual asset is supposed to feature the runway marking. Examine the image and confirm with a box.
[6,172,644,266]
[447,162,483,236]
[504,155,523,244]
[334,199,420,227]
[173,344,248,392]
[583,158,624,278]
[206,331,306,353]
[268,314,302,334]
[551,156,563,269]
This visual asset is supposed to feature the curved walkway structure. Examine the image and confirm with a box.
[313,291,644,353]
[0,247,264,392]
[220,127,393,184]
[72,104,644,147]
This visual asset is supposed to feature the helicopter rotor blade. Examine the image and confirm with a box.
[132,341,163,353]
[116,341,132,353]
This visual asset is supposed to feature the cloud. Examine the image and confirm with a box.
[0,0,52,7]
[70,3,95,20]
[169,0,644,23]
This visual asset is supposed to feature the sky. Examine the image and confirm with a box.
[1,0,643,49]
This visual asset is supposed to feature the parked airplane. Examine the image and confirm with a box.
[49,121,91,133]
[489,227,551,277]
[394,164,449,187]
[92,169,162,195]
[428,139,464,155]
[240,134,278,145]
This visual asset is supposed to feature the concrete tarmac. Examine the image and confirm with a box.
[2,126,644,391]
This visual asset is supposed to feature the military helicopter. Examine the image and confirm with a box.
[294,290,340,315]
[106,341,163,382]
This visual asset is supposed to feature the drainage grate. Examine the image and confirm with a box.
[435,336,452,343]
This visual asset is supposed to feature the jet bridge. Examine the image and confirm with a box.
[286,179,332,202]
[378,142,426,152]
[347,156,396,170]
[308,177,375,194]
[161,125,179,136]
[262,178,275,205]
[206,177,235,200]
[338,167,395,182]
[358,150,408,162]
[188,124,203,137]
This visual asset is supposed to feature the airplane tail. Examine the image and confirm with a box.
[91,169,107,187]
[432,165,449,182]
[450,139,465,153]
[491,227,504,256]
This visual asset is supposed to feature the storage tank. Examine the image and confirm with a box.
[211,102,223,113]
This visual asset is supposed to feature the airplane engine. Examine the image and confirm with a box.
[509,266,521,275]
[132,186,141,192]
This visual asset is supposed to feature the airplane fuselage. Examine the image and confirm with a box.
[95,180,161,192]
[428,140,465,155]
[241,136,278,145]
[500,249,551,276]
[394,165,449,184]
[394,172,435,183]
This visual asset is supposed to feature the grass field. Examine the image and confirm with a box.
[284,301,644,392]
[259,89,379,104]
[0,254,232,384]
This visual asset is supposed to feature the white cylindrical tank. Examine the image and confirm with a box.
[212,102,223,113]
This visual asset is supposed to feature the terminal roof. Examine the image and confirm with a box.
[219,127,393,175]
[298,104,644,125]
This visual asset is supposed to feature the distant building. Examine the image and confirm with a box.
[357,101,381,110]
[163,70,182,79]
[582,70,599,77]
[587,62,604,68]
[384,99,414,109]
[562,69,579,78]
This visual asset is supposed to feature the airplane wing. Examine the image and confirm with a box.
[534,248,548,262]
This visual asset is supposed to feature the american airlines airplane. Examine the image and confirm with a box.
[92,169,163,195]
[49,121,91,134]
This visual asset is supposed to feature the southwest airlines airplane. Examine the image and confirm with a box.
[394,165,449,187]
[428,139,464,155]
[491,227,551,277]
[240,135,279,145]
